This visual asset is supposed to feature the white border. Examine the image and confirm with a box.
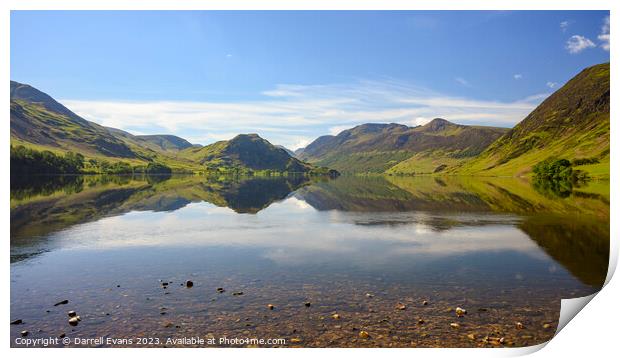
[2,2,617,358]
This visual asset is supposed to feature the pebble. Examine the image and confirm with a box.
[417,318,425,325]
[185,280,194,288]
[68,316,80,326]
[232,292,244,296]
[216,288,225,293]
[455,307,467,317]
[395,302,407,310]
[67,311,77,317]
[11,319,23,325]
[359,331,370,339]
[516,322,524,329]
[54,299,69,306]
[21,330,28,337]
[304,302,311,307]
[331,314,341,320]
[290,338,302,343]
[543,323,552,329]
[467,333,476,340]
[267,304,275,310]
[59,333,66,338]
[365,293,374,298]
[450,323,460,329]
[422,300,428,306]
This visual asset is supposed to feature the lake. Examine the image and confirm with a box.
[10,174,609,347]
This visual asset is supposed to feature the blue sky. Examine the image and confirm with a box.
[11,11,610,149]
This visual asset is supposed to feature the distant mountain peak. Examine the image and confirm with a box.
[231,133,261,141]
[423,118,456,131]
[188,132,315,173]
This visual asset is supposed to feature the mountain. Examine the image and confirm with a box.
[11,81,140,159]
[182,133,316,173]
[135,134,195,151]
[298,119,508,173]
[10,81,338,175]
[10,81,206,172]
[275,145,296,157]
[456,62,610,177]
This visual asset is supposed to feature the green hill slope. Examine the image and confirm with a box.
[182,133,319,174]
[455,63,610,178]
[299,119,508,173]
[10,81,337,176]
[10,81,203,172]
[135,134,195,151]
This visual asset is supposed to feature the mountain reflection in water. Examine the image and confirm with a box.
[11,174,609,289]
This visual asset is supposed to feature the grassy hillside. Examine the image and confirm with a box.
[10,81,202,172]
[181,134,323,174]
[135,134,195,151]
[10,81,331,176]
[454,63,610,178]
[299,119,508,173]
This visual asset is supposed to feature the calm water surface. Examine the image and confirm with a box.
[10,175,609,347]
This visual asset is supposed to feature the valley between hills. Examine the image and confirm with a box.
[10,62,609,180]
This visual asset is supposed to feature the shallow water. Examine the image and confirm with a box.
[10,175,609,347]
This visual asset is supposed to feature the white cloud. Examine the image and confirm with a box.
[598,16,610,51]
[61,79,545,149]
[565,35,596,54]
[454,77,471,87]
[410,117,431,126]
[560,21,570,32]
[546,82,557,89]
[226,54,233,58]
[513,74,522,80]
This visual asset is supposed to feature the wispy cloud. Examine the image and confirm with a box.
[454,77,471,87]
[62,80,545,150]
[598,16,610,51]
[546,82,557,89]
[513,74,522,80]
[560,20,570,32]
[565,35,596,54]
